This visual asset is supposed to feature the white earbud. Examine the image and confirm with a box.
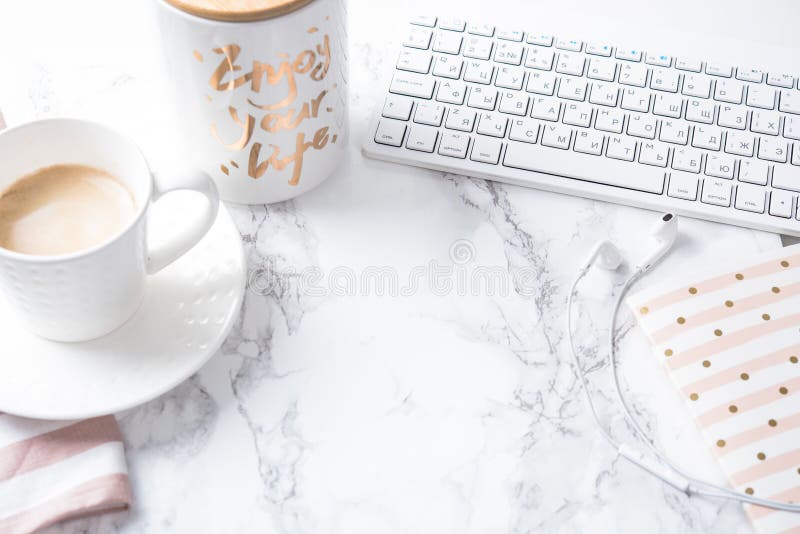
[633,213,678,273]
[582,240,623,270]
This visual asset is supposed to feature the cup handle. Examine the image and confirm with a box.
[146,170,220,275]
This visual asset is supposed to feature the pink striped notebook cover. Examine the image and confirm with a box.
[628,244,800,534]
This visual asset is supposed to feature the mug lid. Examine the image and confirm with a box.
[162,0,315,22]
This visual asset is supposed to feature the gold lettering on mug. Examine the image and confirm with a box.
[248,126,330,185]
[210,106,255,150]
[200,29,341,185]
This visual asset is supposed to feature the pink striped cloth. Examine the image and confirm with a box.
[628,244,800,534]
[0,414,131,533]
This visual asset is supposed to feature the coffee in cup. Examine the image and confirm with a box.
[0,164,137,256]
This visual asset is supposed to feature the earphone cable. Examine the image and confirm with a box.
[566,267,619,449]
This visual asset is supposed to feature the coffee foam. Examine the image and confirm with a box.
[0,164,137,256]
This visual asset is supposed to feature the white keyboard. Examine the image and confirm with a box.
[362,15,800,236]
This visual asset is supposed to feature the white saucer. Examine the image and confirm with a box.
[0,195,246,420]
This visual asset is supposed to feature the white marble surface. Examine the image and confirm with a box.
[0,0,794,532]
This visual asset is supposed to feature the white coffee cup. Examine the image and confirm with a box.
[0,118,219,342]
[154,0,348,204]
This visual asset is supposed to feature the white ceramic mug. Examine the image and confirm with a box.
[0,119,219,342]
[154,0,348,204]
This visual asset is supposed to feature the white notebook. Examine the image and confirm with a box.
[628,244,800,534]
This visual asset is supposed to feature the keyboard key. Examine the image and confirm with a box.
[403,27,433,49]
[406,125,438,152]
[586,42,612,57]
[477,113,508,137]
[794,143,800,165]
[541,124,573,149]
[705,153,735,179]
[390,72,435,98]
[587,58,617,81]
[463,36,493,60]
[607,135,636,161]
[495,66,525,90]
[438,132,470,158]
[595,108,624,133]
[557,77,587,101]
[615,48,642,62]
[668,171,699,200]
[758,137,788,162]
[470,136,502,163]
[653,93,683,118]
[432,32,463,55]
[672,147,701,172]
[682,74,712,98]
[509,118,540,143]
[526,71,557,95]
[496,28,524,41]
[563,102,593,127]
[467,23,494,37]
[706,63,732,78]
[498,90,529,115]
[397,49,432,73]
[738,159,769,185]
[736,67,763,83]
[767,72,795,89]
[414,102,445,126]
[701,178,732,206]
[467,85,498,110]
[645,53,672,67]
[621,87,650,112]
[374,119,406,146]
[495,41,524,65]
[503,140,665,193]
[556,38,582,52]
[382,95,413,120]
[574,130,604,155]
[627,113,657,139]
[464,60,494,84]
[432,55,463,79]
[524,47,555,70]
[692,126,722,150]
[785,116,800,140]
[660,120,690,145]
[438,17,466,32]
[409,15,437,27]
[555,52,585,76]
[769,189,794,217]
[530,96,561,121]
[436,80,466,104]
[685,98,715,124]
[751,110,780,135]
[589,83,619,107]
[735,183,766,213]
[445,107,475,131]
[718,104,747,130]
[639,141,668,167]
[714,79,744,104]
[675,58,702,72]
[779,90,800,115]
[650,69,680,93]
[772,166,800,192]
[526,33,553,46]
[619,63,647,86]
[747,86,776,109]
[724,130,755,156]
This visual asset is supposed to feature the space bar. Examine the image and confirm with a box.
[502,141,665,194]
